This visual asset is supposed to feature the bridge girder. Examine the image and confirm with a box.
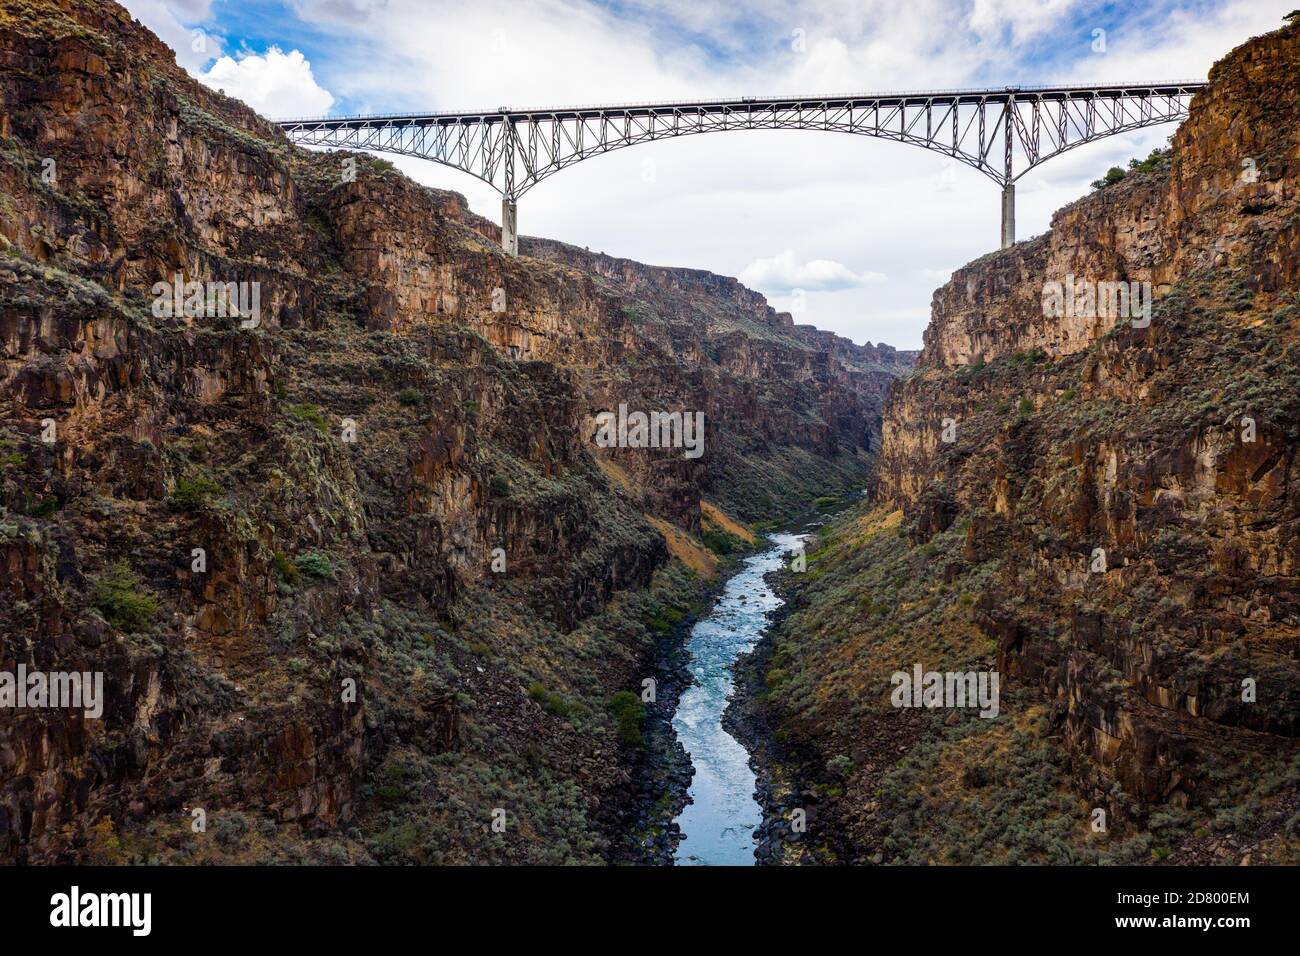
[275,82,1204,251]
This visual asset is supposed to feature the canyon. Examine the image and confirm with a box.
[1,0,1297,870]
[0,0,911,863]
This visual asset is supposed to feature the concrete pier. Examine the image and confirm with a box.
[1000,183,1015,249]
[501,199,518,256]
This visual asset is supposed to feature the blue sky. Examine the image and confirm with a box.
[124,0,1297,348]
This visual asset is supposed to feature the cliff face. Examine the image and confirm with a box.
[0,0,909,863]
[523,239,915,522]
[754,20,1300,864]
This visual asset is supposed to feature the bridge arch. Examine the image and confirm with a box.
[277,82,1203,253]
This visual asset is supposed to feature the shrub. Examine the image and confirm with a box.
[1090,166,1126,190]
[91,561,159,631]
[273,551,301,585]
[700,529,739,555]
[528,682,573,717]
[645,605,685,635]
[171,476,223,511]
[293,551,333,579]
[1127,147,1169,174]
[827,754,856,778]
[607,691,645,747]
[32,495,58,518]
[398,388,422,406]
[489,475,510,497]
[1008,348,1046,369]
[85,819,128,865]
[213,812,250,848]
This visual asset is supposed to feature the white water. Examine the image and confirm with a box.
[672,533,805,866]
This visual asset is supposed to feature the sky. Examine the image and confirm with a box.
[123,0,1296,349]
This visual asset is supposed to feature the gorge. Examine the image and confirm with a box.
[1,0,1297,870]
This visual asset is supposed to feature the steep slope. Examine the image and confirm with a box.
[0,0,909,863]
[523,238,916,523]
[745,17,1300,864]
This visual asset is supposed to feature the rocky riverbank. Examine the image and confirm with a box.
[614,608,694,864]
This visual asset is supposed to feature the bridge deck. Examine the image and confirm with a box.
[273,80,1207,127]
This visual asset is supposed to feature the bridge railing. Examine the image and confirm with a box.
[271,79,1206,126]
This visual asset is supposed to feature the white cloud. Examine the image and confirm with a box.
[741,249,885,293]
[125,0,1300,348]
[198,47,335,118]
[122,0,223,71]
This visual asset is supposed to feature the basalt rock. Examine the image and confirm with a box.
[752,16,1299,865]
[877,17,1300,809]
[0,0,911,863]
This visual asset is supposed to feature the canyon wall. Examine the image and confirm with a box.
[753,17,1299,864]
[0,0,908,862]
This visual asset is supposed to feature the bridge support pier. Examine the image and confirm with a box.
[501,198,518,256]
[1000,184,1015,249]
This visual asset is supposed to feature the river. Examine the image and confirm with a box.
[671,532,805,865]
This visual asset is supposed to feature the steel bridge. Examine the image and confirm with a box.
[276,81,1205,254]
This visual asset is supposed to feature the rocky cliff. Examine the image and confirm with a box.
[749,17,1299,864]
[523,238,915,523]
[0,0,909,863]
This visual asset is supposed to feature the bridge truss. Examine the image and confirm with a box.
[277,81,1204,253]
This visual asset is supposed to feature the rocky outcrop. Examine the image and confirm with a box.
[0,0,910,863]
[523,239,915,522]
[752,16,1299,865]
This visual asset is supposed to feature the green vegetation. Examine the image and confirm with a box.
[527,682,576,718]
[287,402,328,431]
[644,603,686,635]
[488,475,510,497]
[1007,348,1046,369]
[170,476,223,511]
[1091,166,1127,190]
[273,551,301,586]
[91,561,159,631]
[1091,148,1169,189]
[398,387,422,406]
[607,690,645,747]
[293,551,333,580]
[700,529,742,555]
